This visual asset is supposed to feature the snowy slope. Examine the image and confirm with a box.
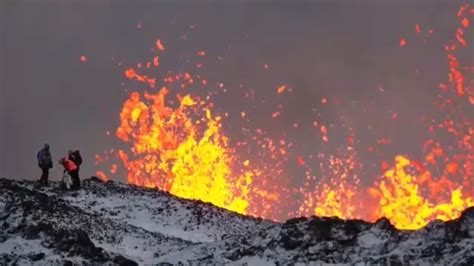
[0,177,473,265]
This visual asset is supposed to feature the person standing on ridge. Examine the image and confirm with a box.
[37,144,53,186]
[68,149,82,180]
[59,157,80,190]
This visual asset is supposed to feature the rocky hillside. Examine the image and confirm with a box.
[0,177,473,265]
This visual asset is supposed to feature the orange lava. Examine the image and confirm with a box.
[96,4,474,230]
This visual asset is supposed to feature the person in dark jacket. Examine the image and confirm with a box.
[68,149,82,182]
[59,157,80,190]
[37,144,53,186]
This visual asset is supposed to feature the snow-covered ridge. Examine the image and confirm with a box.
[0,177,473,265]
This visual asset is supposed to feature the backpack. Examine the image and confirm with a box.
[72,150,83,166]
[37,151,43,166]
[37,149,53,168]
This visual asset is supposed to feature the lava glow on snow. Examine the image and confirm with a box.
[96,5,474,230]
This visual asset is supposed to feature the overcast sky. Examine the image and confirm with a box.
[1,0,471,184]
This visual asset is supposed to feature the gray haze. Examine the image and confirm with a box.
[1,0,471,184]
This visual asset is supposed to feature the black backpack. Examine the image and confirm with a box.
[72,150,83,166]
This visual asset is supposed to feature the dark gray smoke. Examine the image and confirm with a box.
[0,0,470,186]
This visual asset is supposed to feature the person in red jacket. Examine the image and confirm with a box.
[68,149,83,182]
[59,157,80,190]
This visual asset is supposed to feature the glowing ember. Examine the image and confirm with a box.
[153,56,159,67]
[277,85,287,94]
[156,39,165,51]
[400,38,407,47]
[96,171,108,182]
[296,156,305,166]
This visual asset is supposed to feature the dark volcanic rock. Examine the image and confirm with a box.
[88,176,105,183]
[0,177,473,264]
[28,252,45,261]
[113,255,139,266]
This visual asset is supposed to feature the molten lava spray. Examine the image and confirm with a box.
[96,4,474,230]
[115,89,253,213]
